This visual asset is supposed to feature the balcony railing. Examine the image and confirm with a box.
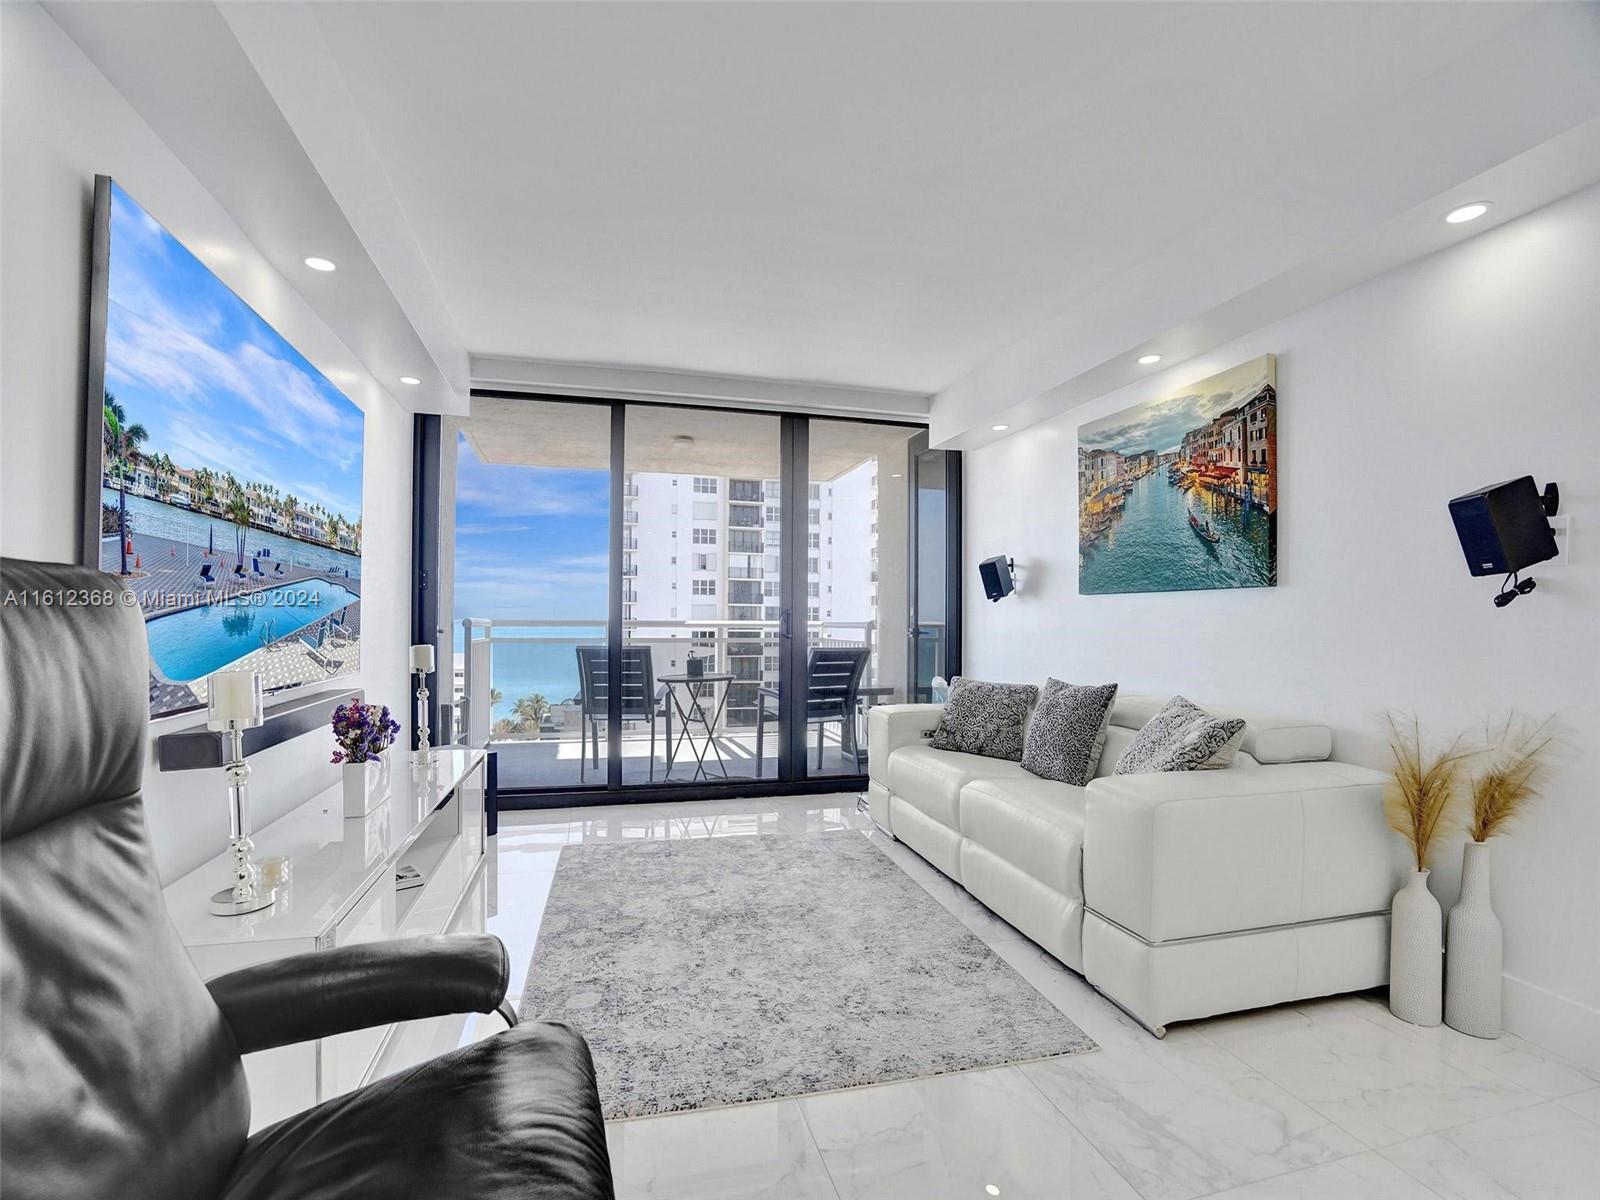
[453,615,879,750]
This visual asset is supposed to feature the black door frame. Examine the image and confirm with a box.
[418,389,960,808]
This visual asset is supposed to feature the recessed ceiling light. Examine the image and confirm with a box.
[672,434,695,451]
[304,256,337,272]
[985,1187,1001,1197]
[1138,353,1163,365]
[889,472,903,478]
[1445,202,1490,225]
[399,376,421,386]
[991,424,1009,432]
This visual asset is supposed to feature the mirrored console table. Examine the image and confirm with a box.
[164,747,488,1131]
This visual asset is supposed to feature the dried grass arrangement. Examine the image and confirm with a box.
[1384,714,1471,872]
[1468,715,1559,843]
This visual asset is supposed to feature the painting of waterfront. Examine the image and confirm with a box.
[95,181,364,717]
[1078,355,1276,595]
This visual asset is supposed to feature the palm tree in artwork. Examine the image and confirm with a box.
[151,452,175,501]
[281,493,299,537]
[224,490,252,571]
[103,391,148,575]
[325,513,344,551]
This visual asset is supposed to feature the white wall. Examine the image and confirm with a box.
[963,183,1600,1067]
[1,2,413,883]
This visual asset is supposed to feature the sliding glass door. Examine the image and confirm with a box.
[441,395,956,800]
[621,405,783,786]
[449,398,611,791]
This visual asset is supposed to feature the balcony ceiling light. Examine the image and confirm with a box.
[399,376,421,385]
[991,424,1009,432]
[672,435,695,451]
[304,256,336,272]
[1138,353,1163,365]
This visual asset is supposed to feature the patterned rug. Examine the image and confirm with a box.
[518,832,1096,1119]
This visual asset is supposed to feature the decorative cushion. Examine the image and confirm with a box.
[928,677,1039,762]
[1021,680,1119,785]
[1112,695,1246,774]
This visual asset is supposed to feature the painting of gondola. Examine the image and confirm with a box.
[1078,355,1276,595]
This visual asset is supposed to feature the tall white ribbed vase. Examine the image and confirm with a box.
[1446,840,1502,1038]
[1389,868,1442,1026]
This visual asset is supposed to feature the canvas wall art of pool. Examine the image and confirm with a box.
[146,580,359,683]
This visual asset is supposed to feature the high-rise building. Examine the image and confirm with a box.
[622,460,880,729]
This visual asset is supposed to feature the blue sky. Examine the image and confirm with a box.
[1078,356,1273,457]
[105,182,363,523]
[452,433,609,635]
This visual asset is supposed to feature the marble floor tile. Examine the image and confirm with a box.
[799,1063,1139,1200]
[1204,1001,1542,1147]
[1380,1100,1600,1200]
[1022,1032,1364,1200]
[1296,994,1600,1101]
[1200,1152,1441,1200]
[1555,1086,1600,1125]
[606,1098,839,1200]
[489,795,1593,1199]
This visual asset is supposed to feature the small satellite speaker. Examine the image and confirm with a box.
[1448,476,1558,577]
[979,555,1015,601]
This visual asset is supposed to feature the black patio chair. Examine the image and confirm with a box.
[575,646,671,782]
[755,646,871,774]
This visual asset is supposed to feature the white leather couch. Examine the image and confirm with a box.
[867,693,1406,1035]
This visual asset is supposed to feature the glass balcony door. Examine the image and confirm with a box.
[799,420,920,778]
[621,405,783,786]
[446,395,950,798]
[448,398,612,792]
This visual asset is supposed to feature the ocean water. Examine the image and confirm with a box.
[480,638,604,719]
[1079,472,1274,594]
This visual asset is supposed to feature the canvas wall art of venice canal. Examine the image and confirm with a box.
[1078,355,1276,595]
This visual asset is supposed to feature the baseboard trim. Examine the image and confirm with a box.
[1503,973,1600,1073]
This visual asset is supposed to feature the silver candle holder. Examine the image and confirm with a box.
[411,643,436,766]
[206,670,277,917]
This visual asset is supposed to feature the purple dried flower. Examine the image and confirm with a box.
[329,695,400,763]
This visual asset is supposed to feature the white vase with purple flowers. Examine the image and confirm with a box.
[331,697,401,818]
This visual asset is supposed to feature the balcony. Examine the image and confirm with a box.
[453,616,887,789]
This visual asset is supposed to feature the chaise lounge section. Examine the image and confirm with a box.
[867,693,1406,1035]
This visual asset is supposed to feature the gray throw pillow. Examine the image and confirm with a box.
[1021,680,1119,785]
[1113,695,1246,775]
[929,677,1039,761]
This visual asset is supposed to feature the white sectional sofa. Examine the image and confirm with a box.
[867,693,1407,1035]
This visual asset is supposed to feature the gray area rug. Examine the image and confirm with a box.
[518,832,1096,1119]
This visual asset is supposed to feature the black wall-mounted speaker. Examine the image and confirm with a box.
[979,555,1015,601]
[1448,476,1559,577]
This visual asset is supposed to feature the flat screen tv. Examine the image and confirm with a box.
[81,176,364,720]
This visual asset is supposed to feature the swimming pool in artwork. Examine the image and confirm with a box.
[145,579,359,683]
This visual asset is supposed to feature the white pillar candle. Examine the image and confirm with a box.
[207,670,263,728]
[410,643,436,673]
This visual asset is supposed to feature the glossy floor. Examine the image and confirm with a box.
[468,796,1600,1200]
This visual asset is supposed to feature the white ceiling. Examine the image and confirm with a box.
[306,0,1537,391]
[44,2,1600,440]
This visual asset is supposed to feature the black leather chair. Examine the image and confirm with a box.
[574,645,670,781]
[755,646,871,773]
[0,558,614,1200]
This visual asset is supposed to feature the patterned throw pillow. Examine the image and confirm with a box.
[1113,695,1246,775]
[929,677,1039,761]
[1021,680,1119,785]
